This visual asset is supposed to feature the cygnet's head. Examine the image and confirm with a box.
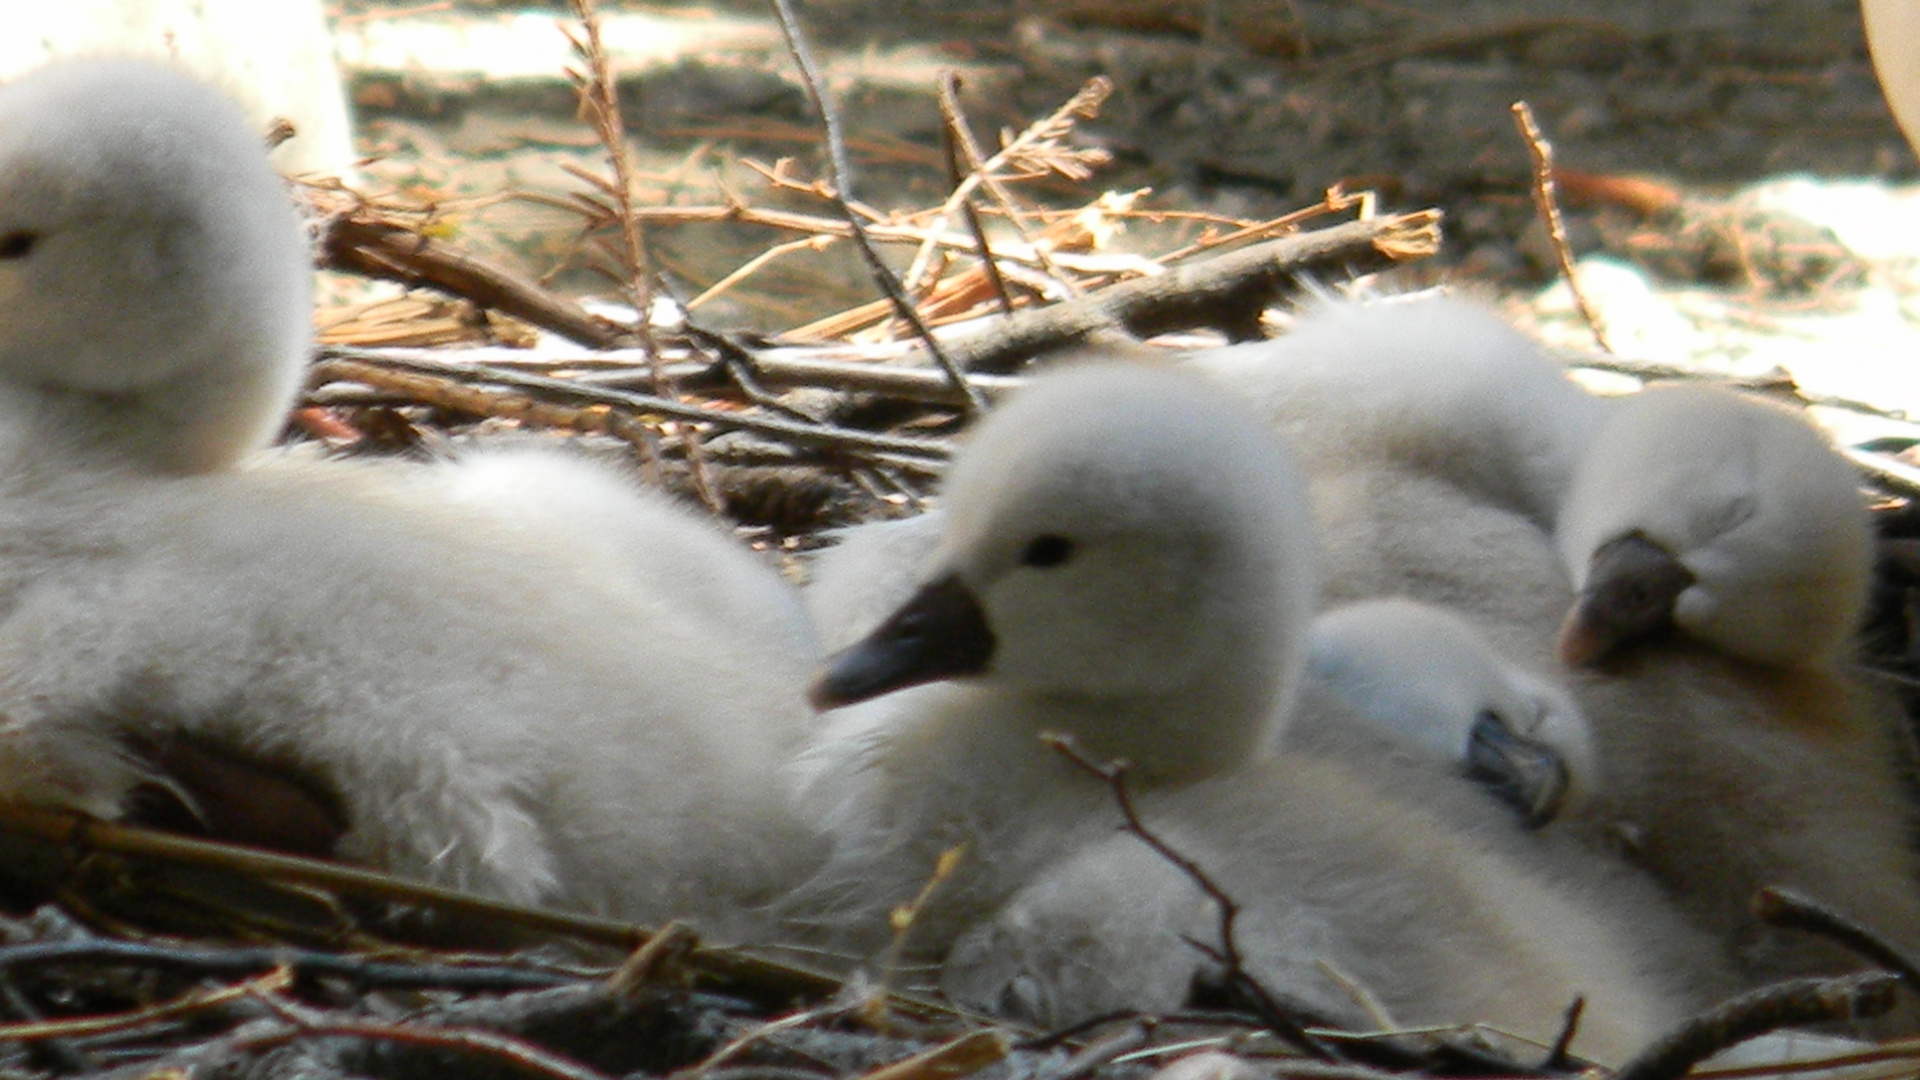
[1309,598,1594,827]
[0,58,313,473]
[1555,383,1871,669]
[810,364,1317,777]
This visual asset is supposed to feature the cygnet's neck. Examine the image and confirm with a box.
[1025,679,1289,781]
[0,356,292,478]
[978,599,1300,785]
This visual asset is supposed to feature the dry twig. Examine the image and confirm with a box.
[0,939,574,993]
[765,0,983,413]
[1043,735,1335,1062]
[563,0,723,509]
[0,801,868,1010]
[906,76,1114,296]
[1610,973,1901,1080]
[1511,101,1613,353]
[0,964,291,1042]
[309,183,632,349]
[1755,886,1920,988]
[856,1028,1011,1080]
[906,211,1441,374]
[247,993,620,1080]
[312,349,955,462]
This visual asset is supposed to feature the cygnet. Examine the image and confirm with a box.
[794,364,1315,914]
[0,57,312,475]
[1307,597,1594,827]
[1555,382,1874,669]
[792,364,1722,1064]
[1281,381,1920,997]
[1182,297,1920,1001]
[0,59,826,940]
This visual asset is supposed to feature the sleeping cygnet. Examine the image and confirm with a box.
[1306,597,1594,827]
[791,364,1723,1065]
[1170,291,1920,1007]
[0,58,826,940]
[1555,382,1873,670]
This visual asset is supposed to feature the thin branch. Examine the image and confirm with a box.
[605,920,698,995]
[909,76,1113,295]
[0,939,575,993]
[1153,188,1368,264]
[689,233,839,311]
[0,972,94,1074]
[1540,996,1583,1072]
[909,211,1442,374]
[247,993,619,1080]
[561,0,654,354]
[765,0,986,414]
[958,197,1014,317]
[0,965,292,1042]
[1610,973,1900,1080]
[1754,886,1920,988]
[854,1029,1009,1080]
[0,800,861,1010]
[1039,1023,1153,1080]
[565,0,723,510]
[937,74,1075,299]
[313,350,955,461]
[940,110,1015,317]
[1043,734,1338,1062]
[1511,101,1612,354]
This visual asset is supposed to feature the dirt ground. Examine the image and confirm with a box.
[328,0,1920,429]
[335,0,1917,285]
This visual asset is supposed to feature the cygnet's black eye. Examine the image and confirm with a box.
[0,231,38,260]
[1020,534,1075,568]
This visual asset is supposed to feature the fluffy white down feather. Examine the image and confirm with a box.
[0,59,827,941]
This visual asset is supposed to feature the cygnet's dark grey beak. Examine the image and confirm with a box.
[1463,712,1570,829]
[808,573,996,710]
[1558,532,1695,667]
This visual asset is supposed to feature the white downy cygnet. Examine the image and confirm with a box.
[1307,597,1595,827]
[1181,292,1610,526]
[1165,294,1920,1004]
[0,59,825,940]
[1283,378,1920,996]
[793,364,1723,1065]
[1554,382,1874,670]
[795,363,1316,890]
[0,57,312,476]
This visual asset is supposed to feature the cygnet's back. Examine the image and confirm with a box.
[1183,293,1608,525]
[0,449,827,939]
[944,740,1730,1067]
[0,58,311,474]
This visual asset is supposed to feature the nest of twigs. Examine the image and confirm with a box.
[6,2,1920,1079]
